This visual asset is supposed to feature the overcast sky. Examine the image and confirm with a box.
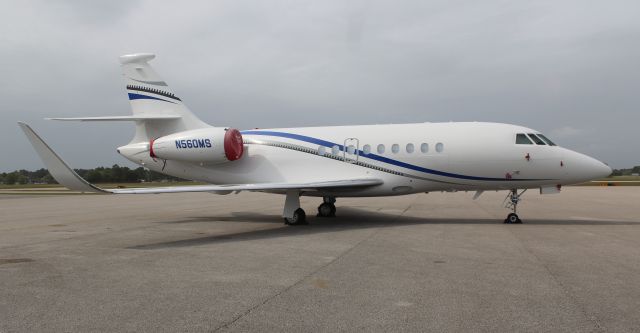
[1,0,638,171]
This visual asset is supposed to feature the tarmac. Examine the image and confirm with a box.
[1,187,639,332]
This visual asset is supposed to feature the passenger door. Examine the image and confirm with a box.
[343,138,359,163]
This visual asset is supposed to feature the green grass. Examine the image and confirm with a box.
[578,176,640,186]
[602,175,640,181]
[0,181,206,190]
[0,183,62,189]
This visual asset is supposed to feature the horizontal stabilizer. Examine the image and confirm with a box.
[47,115,181,121]
[18,122,383,195]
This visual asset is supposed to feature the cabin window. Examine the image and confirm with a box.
[346,145,356,155]
[516,133,533,144]
[537,134,557,146]
[527,133,546,145]
[391,144,400,154]
[406,143,414,153]
[332,145,340,155]
[377,144,385,154]
[420,143,429,153]
[435,142,444,153]
[362,144,371,155]
[318,146,326,155]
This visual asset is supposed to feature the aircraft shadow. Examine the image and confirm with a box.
[129,207,638,250]
[160,212,281,224]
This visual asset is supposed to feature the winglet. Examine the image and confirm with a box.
[17,122,108,193]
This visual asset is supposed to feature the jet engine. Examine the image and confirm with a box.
[150,128,244,163]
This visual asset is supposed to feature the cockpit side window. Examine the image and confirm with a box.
[537,134,557,146]
[527,133,546,145]
[516,133,533,144]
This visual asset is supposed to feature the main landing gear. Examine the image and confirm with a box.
[504,189,526,224]
[282,192,338,225]
[284,208,306,225]
[317,196,336,218]
[283,190,307,225]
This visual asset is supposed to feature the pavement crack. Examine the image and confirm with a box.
[212,200,415,332]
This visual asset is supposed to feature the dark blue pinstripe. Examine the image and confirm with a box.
[241,130,546,182]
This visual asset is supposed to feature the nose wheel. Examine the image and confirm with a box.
[504,189,525,224]
[505,213,521,224]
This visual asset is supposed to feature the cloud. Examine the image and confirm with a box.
[550,126,583,139]
[0,0,639,170]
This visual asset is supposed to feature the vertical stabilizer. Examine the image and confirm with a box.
[120,53,209,142]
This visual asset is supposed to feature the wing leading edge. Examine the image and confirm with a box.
[18,122,383,194]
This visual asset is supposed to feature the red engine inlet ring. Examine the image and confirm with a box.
[224,128,244,161]
[149,138,157,158]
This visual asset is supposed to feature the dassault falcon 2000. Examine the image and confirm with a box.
[19,53,612,225]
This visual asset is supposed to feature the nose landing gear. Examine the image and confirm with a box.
[504,189,526,224]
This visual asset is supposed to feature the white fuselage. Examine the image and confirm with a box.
[118,122,611,197]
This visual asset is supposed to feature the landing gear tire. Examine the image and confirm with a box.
[503,189,526,224]
[284,208,307,225]
[504,213,522,224]
[317,203,336,218]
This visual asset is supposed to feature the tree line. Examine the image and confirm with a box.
[611,166,640,176]
[0,165,185,185]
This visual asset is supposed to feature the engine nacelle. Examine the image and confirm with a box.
[150,128,244,163]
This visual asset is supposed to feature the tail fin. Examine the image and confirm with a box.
[119,53,209,142]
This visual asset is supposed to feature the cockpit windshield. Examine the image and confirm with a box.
[516,134,533,144]
[537,134,557,146]
[515,133,558,146]
[527,133,546,145]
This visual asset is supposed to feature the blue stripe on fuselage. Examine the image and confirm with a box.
[241,130,543,182]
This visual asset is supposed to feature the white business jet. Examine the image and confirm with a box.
[19,53,612,225]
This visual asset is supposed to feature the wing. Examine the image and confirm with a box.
[18,122,383,194]
[109,179,383,194]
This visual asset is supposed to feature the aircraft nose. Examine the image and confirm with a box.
[564,149,612,182]
[594,160,613,179]
[582,156,612,180]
